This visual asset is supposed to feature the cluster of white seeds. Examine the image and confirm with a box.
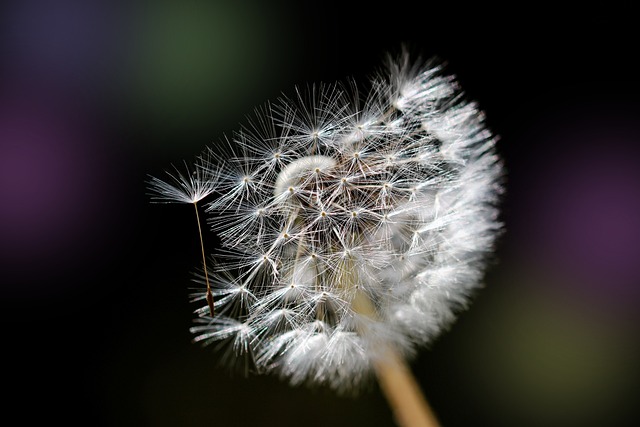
[149,53,503,392]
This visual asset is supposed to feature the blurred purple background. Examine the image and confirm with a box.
[1,2,639,426]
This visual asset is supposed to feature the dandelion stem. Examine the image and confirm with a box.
[194,202,214,316]
[346,262,440,427]
[373,350,441,427]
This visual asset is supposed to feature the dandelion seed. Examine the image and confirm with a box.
[147,155,217,316]
[149,49,503,427]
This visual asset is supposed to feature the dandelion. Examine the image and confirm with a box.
[149,50,503,427]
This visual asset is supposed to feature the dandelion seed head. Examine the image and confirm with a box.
[156,51,503,393]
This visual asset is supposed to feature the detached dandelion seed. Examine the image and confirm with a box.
[147,158,218,316]
[148,50,503,427]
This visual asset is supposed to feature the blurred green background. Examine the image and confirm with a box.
[2,1,639,426]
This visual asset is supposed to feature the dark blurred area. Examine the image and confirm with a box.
[1,1,639,426]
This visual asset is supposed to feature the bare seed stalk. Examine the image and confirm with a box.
[194,202,214,316]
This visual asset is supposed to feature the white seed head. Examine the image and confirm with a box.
[165,52,503,393]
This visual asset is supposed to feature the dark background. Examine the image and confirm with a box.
[2,1,639,426]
